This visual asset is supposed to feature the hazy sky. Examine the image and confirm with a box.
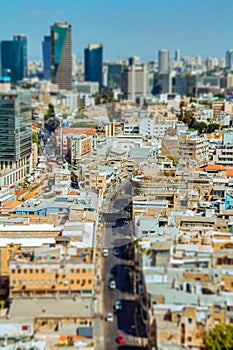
[1,0,233,61]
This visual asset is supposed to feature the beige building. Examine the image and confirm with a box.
[178,132,209,167]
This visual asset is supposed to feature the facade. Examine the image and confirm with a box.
[50,22,72,90]
[67,134,93,163]
[121,63,148,101]
[178,131,209,167]
[107,62,124,89]
[42,35,51,80]
[1,34,28,82]
[0,91,32,186]
[158,49,169,74]
[84,43,103,85]
[77,81,99,95]
[226,49,233,70]
[61,92,78,111]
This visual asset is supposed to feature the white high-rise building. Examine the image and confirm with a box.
[121,63,148,101]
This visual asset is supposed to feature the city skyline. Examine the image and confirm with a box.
[1,0,233,61]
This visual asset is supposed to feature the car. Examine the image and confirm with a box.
[114,300,122,311]
[113,248,120,256]
[108,280,116,290]
[117,333,125,344]
[106,313,114,322]
[102,249,108,257]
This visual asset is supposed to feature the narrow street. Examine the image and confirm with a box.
[94,180,147,350]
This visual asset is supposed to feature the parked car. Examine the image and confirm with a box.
[109,279,116,290]
[117,333,125,344]
[106,313,114,322]
[102,249,108,257]
[114,300,123,311]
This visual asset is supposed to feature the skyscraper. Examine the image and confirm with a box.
[121,63,148,101]
[84,43,103,85]
[0,90,32,185]
[175,49,180,62]
[158,49,169,74]
[50,22,72,90]
[226,49,233,70]
[1,34,28,82]
[42,36,51,80]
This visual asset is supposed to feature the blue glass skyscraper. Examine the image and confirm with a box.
[42,36,51,80]
[50,22,72,90]
[84,43,103,85]
[1,34,28,82]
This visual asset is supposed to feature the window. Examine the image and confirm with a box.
[76,279,80,284]
[12,269,15,274]
[82,268,86,273]
[71,280,74,284]
[76,269,80,273]
[41,269,45,273]
[188,318,192,324]
[88,268,92,273]
[47,280,51,285]
[29,280,33,285]
[41,280,45,285]
[215,305,220,312]
[35,269,39,273]
[23,269,27,274]
[188,336,192,342]
[35,280,39,285]
[88,279,92,284]
[30,269,33,274]
[70,269,74,273]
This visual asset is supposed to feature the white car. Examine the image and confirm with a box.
[102,249,108,257]
[109,280,116,290]
[114,300,123,311]
[106,313,114,322]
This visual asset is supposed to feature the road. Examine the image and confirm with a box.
[95,180,147,350]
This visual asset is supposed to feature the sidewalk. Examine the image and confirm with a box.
[93,224,105,350]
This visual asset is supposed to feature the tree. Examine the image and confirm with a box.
[206,123,220,133]
[203,324,233,350]
[192,121,208,134]
[44,103,55,120]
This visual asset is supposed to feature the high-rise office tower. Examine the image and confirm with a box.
[175,49,180,62]
[1,34,28,82]
[158,49,169,74]
[226,49,233,70]
[50,22,72,90]
[42,36,51,80]
[121,63,148,101]
[128,56,140,66]
[0,90,32,185]
[84,43,103,85]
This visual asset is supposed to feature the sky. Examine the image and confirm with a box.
[1,0,233,62]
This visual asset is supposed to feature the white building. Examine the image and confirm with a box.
[121,63,148,101]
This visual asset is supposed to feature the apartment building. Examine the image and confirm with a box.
[9,245,95,298]
[178,131,209,167]
[67,134,93,163]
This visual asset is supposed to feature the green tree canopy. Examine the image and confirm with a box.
[44,103,55,120]
[203,324,233,350]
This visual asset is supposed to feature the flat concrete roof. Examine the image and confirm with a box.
[9,298,94,320]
